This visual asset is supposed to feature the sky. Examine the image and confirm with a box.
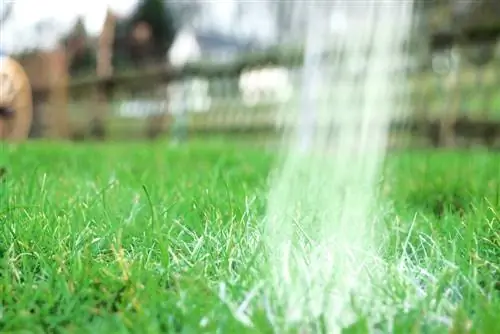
[0,0,139,51]
[0,0,246,53]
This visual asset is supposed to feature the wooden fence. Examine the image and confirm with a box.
[23,49,500,148]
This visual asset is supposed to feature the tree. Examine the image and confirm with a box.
[111,0,179,69]
[129,0,177,64]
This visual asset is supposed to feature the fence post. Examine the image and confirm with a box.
[145,76,170,140]
[34,49,70,140]
[49,48,71,139]
[437,48,460,147]
[171,79,188,143]
[146,98,168,139]
[89,81,108,140]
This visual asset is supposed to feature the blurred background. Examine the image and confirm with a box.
[1,0,500,148]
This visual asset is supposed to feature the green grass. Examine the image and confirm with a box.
[0,140,498,333]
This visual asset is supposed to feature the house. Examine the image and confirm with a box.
[167,26,298,113]
[239,66,294,107]
[166,27,259,114]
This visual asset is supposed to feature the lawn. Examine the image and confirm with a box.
[0,140,498,333]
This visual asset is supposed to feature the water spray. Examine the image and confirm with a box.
[263,1,414,332]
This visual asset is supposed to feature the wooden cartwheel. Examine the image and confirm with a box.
[0,55,33,140]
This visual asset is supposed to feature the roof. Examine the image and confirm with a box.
[173,25,261,56]
[193,30,256,52]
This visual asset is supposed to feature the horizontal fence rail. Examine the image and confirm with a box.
[20,47,500,148]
